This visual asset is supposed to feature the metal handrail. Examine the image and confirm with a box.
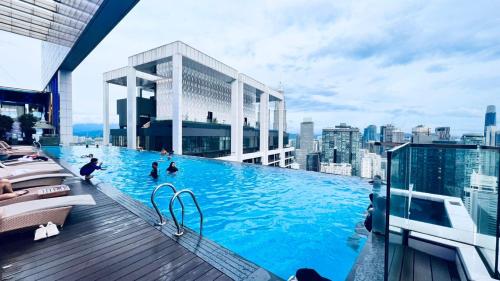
[169,189,203,236]
[151,183,184,226]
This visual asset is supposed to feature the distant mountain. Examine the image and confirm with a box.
[73,123,118,137]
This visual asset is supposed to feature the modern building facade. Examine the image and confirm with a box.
[306,152,321,172]
[435,126,451,141]
[360,149,382,179]
[299,118,314,153]
[103,41,293,167]
[363,125,377,147]
[0,0,140,145]
[484,105,496,133]
[320,163,352,176]
[462,133,485,145]
[321,123,361,175]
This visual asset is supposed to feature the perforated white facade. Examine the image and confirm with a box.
[103,41,294,167]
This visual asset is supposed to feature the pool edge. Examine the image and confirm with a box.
[53,155,284,281]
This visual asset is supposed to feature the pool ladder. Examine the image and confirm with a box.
[151,183,203,236]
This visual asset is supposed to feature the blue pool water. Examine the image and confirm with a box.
[44,146,371,280]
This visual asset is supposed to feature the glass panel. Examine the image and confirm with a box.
[386,144,500,279]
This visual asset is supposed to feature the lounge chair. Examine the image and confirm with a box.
[10,173,74,190]
[0,194,96,233]
[0,141,36,150]
[2,157,55,166]
[0,162,65,179]
[0,141,35,152]
[0,185,70,207]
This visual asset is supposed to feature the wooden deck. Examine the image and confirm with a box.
[388,244,460,281]
[0,175,278,281]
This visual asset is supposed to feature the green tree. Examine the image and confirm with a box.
[0,115,14,140]
[18,113,38,144]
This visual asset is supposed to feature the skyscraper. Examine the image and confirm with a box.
[306,152,321,172]
[299,118,314,153]
[411,125,435,144]
[363,125,377,147]
[296,118,314,169]
[484,105,496,133]
[322,123,361,175]
[462,133,484,145]
[485,126,496,146]
[380,124,401,143]
[435,127,451,141]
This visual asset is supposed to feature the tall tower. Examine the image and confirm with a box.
[485,105,497,146]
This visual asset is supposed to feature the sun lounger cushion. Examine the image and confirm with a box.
[0,195,96,219]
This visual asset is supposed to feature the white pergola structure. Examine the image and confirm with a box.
[103,41,292,166]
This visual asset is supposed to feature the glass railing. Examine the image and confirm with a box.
[384,143,500,280]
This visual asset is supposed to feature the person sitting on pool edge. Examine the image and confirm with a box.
[150,162,159,179]
[166,162,178,174]
[80,158,104,180]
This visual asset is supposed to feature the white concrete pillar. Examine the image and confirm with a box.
[57,70,73,146]
[230,78,243,161]
[172,53,183,154]
[126,66,137,149]
[278,100,285,167]
[259,91,269,165]
[103,80,110,145]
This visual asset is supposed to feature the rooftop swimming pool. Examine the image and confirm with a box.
[44,146,371,280]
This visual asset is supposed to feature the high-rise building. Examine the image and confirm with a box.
[360,149,382,179]
[465,171,498,236]
[320,163,352,176]
[485,126,497,146]
[294,149,307,170]
[380,124,404,143]
[435,127,451,141]
[412,125,436,144]
[299,118,314,153]
[462,133,484,145]
[392,130,405,143]
[306,153,321,172]
[484,105,496,134]
[363,125,377,147]
[313,139,321,153]
[321,123,361,175]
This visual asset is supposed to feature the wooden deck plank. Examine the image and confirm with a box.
[430,256,452,281]
[76,238,178,281]
[0,177,240,281]
[388,244,404,281]
[196,267,224,281]
[400,247,414,281]
[413,250,432,281]
[124,251,195,280]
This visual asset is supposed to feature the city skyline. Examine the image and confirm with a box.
[1,1,499,135]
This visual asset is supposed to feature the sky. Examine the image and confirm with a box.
[0,0,499,135]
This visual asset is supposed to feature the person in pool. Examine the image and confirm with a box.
[169,150,174,156]
[160,148,167,156]
[166,162,178,174]
[80,158,104,180]
[81,153,94,158]
[150,162,159,179]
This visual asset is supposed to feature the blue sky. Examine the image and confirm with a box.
[0,0,499,135]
